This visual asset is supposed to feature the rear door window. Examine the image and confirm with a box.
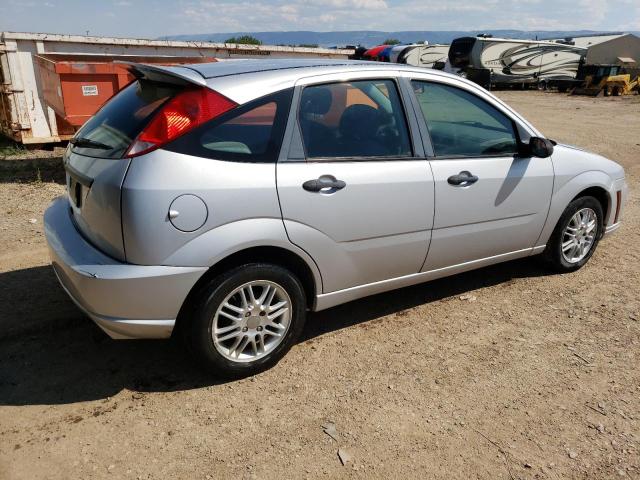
[72,80,178,159]
[298,79,412,159]
[411,81,518,157]
[166,88,292,163]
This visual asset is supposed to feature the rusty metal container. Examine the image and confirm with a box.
[35,54,215,127]
[0,32,354,144]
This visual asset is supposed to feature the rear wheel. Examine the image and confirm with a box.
[542,196,603,272]
[186,263,307,378]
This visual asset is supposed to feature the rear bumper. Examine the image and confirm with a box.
[44,197,206,339]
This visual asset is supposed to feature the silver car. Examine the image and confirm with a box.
[44,59,628,377]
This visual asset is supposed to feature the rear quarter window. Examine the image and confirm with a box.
[165,89,293,163]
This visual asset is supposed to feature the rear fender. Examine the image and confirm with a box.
[161,217,323,294]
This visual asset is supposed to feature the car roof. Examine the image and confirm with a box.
[123,58,460,104]
[180,58,400,79]
[124,58,542,137]
[154,58,457,104]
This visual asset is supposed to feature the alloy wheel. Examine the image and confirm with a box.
[561,207,598,264]
[212,280,292,363]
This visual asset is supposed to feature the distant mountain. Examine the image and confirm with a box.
[159,30,638,47]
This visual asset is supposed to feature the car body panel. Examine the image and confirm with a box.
[64,148,131,261]
[315,247,533,311]
[44,196,206,338]
[42,60,627,340]
[536,144,626,246]
[119,61,208,87]
[278,161,434,292]
[161,217,324,293]
[276,71,434,293]
[423,155,554,270]
[121,150,283,266]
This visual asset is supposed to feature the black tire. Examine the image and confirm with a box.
[185,263,307,379]
[541,196,603,272]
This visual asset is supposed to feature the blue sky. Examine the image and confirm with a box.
[2,0,639,38]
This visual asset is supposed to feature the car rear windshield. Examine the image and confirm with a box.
[71,80,179,159]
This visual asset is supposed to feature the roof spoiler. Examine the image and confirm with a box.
[115,61,207,87]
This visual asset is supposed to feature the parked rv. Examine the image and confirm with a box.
[362,45,391,61]
[397,43,451,69]
[449,35,586,88]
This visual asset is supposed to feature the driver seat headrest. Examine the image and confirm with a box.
[339,104,383,141]
[301,87,333,116]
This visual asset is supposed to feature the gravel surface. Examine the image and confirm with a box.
[0,91,638,479]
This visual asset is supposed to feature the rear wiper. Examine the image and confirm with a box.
[69,137,112,150]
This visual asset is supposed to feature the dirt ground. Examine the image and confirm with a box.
[0,91,638,480]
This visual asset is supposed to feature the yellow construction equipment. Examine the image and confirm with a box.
[601,73,639,96]
[572,65,640,96]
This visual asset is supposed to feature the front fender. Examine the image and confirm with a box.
[536,170,616,246]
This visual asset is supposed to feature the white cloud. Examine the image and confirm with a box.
[177,0,628,33]
[316,0,388,9]
[4,0,638,39]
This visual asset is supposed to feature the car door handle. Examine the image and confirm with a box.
[302,176,347,192]
[447,171,478,186]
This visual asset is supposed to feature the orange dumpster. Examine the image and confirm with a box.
[36,54,217,127]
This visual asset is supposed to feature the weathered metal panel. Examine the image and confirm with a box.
[0,31,354,144]
[586,34,640,65]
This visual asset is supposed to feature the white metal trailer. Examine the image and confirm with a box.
[398,44,450,68]
[448,36,587,86]
[0,32,353,144]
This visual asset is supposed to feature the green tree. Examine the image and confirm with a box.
[225,35,262,45]
[383,38,401,45]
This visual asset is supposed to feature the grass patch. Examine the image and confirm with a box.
[0,159,65,184]
[0,135,27,159]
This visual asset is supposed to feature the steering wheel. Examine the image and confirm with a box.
[374,113,401,153]
[479,138,516,155]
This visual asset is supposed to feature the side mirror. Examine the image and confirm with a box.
[528,137,555,158]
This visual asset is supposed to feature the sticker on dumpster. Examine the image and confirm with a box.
[82,85,99,96]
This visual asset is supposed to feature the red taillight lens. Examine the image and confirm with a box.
[127,88,237,157]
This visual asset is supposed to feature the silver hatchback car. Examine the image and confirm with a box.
[45,59,627,377]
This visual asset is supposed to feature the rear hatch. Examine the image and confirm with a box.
[64,64,205,261]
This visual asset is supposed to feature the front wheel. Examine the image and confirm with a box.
[186,263,307,378]
[542,196,603,272]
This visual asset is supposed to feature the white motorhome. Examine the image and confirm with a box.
[396,44,451,68]
[448,35,586,86]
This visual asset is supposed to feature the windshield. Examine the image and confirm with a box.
[71,80,179,159]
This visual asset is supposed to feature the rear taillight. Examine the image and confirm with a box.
[126,88,237,157]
